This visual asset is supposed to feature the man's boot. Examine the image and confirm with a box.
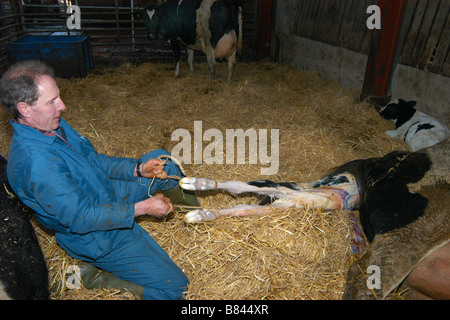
[79,263,145,299]
[163,183,200,208]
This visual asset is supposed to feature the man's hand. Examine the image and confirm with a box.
[136,159,168,179]
[134,194,174,218]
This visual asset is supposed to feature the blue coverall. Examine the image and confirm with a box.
[7,118,189,299]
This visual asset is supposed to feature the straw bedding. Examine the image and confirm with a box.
[0,60,407,300]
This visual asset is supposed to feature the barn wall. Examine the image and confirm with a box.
[272,0,450,126]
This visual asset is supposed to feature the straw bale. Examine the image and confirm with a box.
[0,60,408,300]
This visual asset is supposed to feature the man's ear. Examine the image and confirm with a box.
[17,102,30,118]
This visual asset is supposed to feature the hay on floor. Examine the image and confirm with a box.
[0,60,407,300]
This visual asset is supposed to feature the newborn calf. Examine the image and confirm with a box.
[379,99,449,151]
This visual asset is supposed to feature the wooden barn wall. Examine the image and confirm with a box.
[292,0,376,56]
[400,0,449,76]
[291,0,450,77]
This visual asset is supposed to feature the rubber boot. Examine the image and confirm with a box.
[79,262,145,299]
[163,183,200,207]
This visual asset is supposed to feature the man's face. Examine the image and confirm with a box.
[25,75,66,131]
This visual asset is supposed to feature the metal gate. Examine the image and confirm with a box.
[0,0,262,73]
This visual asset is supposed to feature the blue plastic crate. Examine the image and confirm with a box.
[6,35,93,78]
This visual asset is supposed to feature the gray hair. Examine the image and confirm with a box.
[0,60,55,118]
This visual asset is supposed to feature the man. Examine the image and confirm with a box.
[0,60,197,299]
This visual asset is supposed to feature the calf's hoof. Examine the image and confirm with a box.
[180,177,217,191]
[184,209,219,223]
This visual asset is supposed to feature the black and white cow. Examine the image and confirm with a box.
[379,99,449,151]
[143,0,243,81]
[180,140,450,299]
[0,154,49,300]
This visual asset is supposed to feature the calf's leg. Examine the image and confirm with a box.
[180,176,359,223]
[185,204,289,223]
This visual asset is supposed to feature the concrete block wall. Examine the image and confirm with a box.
[272,0,449,126]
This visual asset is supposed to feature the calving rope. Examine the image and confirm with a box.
[146,154,185,198]
[368,152,410,188]
[145,154,205,213]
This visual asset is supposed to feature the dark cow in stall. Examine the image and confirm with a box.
[0,154,49,300]
[179,140,450,299]
[142,0,243,81]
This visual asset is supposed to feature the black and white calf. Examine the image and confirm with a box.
[180,143,450,299]
[143,0,243,81]
[0,154,49,300]
[379,99,449,151]
[180,174,360,223]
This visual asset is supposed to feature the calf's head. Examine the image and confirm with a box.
[379,99,417,122]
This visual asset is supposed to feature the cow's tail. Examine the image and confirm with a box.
[237,5,243,55]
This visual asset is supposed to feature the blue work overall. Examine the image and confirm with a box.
[7,119,189,299]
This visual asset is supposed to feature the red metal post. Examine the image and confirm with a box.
[361,0,408,104]
[257,0,274,56]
